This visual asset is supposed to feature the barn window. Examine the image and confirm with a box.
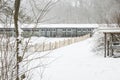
[87,28,91,31]
[45,29,48,31]
[0,29,4,31]
[82,28,86,31]
[32,28,39,31]
[78,29,81,31]
[63,29,66,31]
[41,29,45,31]
[53,29,56,31]
[67,29,71,31]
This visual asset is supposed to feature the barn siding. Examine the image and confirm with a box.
[0,27,95,37]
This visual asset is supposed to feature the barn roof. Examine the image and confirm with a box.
[0,24,99,28]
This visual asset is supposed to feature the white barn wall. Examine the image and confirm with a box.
[0,24,98,37]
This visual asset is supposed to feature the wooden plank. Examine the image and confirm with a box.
[104,33,107,57]
[111,33,114,56]
[107,41,109,56]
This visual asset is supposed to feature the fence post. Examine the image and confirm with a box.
[53,42,55,49]
[59,41,60,48]
[64,39,65,46]
[42,42,44,52]
[39,44,42,52]
[55,42,56,49]
[70,38,72,44]
[49,42,51,50]
[70,39,71,44]
[68,39,69,45]
[65,39,67,45]
[32,34,91,52]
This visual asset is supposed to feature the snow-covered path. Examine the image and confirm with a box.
[39,38,120,80]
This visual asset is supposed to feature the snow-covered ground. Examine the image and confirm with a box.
[28,37,120,80]
[23,37,120,80]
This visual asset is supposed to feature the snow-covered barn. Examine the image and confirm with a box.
[0,24,98,37]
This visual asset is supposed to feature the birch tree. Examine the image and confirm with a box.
[0,0,58,80]
[14,0,21,80]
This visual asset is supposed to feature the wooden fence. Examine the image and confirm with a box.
[29,34,91,52]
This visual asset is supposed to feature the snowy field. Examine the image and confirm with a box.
[28,36,120,80]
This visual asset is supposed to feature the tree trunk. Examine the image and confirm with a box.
[14,0,21,80]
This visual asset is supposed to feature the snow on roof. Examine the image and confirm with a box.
[0,24,99,28]
[98,27,120,33]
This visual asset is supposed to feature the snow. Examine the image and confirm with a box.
[98,27,120,33]
[28,36,120,80]
[2,34,120,80]
[0,24,99,28]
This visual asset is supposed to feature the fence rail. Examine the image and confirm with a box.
[29,34,91,52]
